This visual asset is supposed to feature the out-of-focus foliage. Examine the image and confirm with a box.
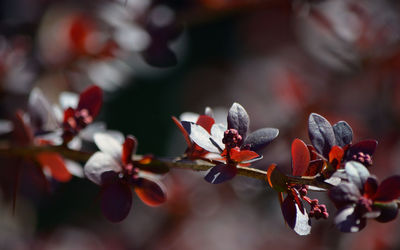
[2,0,400,249]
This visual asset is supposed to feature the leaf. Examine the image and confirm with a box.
[244,128,279,152]
[0,119,13,135]
[142,44,178,68]
[134,177,167,206]
[345,161,370,191]
[28,88,59,132]
[304,159,324,176]
[333,121,353,147]
[181,121,221,153]
[363,176,378,199]
[77,85,103,118]
[204,164,237,184]
[101,181,132,222]
[267,164,288,193]
[93,132,122,162]
[347,140,378,156]
[12,111,34,146]
[36,152,72,182]
[210,123,226,150]
[328,182,361,208]
[227,103,249,139]
[196,115,215,133]
[374,201,399,223]
[172,116,192,147]
[329,146,344,169]
[373,175,400,202]
[291,139,310,176]
[308,113,336,157]
[334,206,366,233]
[281,196,311,236]
[122,135,137,165]
[84,152,122,185]
[229,148,259,163]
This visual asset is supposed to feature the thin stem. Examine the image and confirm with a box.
[0,144,333,190]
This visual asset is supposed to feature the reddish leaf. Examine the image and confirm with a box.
[101,181,132,222]
[134,177,166,206]
[229,148,259,163]
[196,115,215,133]
[304,159,324,176]
[36,152,72,182]
[63,107,75,123]
[12,111,34,146]
[204,164,237,184]
[77,85,102,118]
[374,176,400,202]
[364,176,378,199]
[172,116,192,147]
[291,139,310,176]
[329,146,344,169]
[122,136,137,165]
[307,145,319,161]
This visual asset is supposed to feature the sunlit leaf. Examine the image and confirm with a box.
[181,121,221,153]
[334,206,366,233]
[93,132,122,161]
[281,196,311,235]
[134,177,167,206]
[84,152,122,185]
[229,148,259,163]
[196,115,215,133]
[36,152,71,182]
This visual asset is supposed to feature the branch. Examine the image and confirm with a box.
[0,144,333,190]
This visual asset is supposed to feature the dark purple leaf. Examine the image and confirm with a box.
[291,139,310,177]
[281,196,311,236]
[328,182,361,208]
[227,103,249,139]
[308,113,336,157]
[142,44,177,68]
[374,175,400,202]
[347,140,378,157]
[333,121,353,147]
[100,181,132,222]
[204,164,237,184]
[267,164,288,193]
[134,177,166,206]
[334,206,366,233]
[243,128,279,152]
[345,161,370,191]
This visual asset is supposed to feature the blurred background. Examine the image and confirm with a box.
[1,0,400,249]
